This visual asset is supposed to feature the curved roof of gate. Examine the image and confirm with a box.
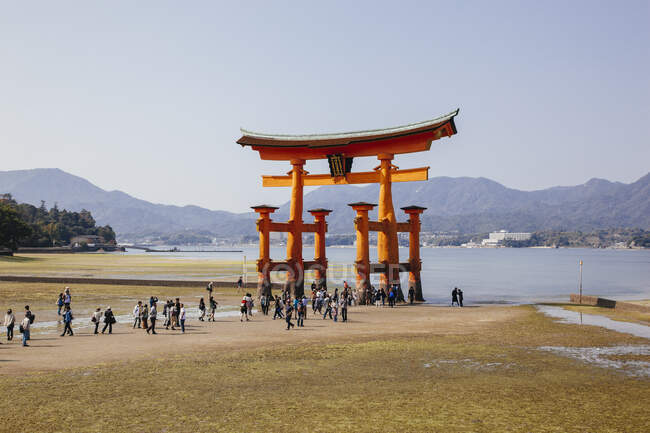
[237,109,459,160]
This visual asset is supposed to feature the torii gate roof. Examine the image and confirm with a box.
[237,109,459,161]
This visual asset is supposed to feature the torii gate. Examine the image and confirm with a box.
[238,109,459,302]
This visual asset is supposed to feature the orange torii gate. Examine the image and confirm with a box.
[238,109,459,302]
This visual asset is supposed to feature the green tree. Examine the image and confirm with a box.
[0,203,32,251]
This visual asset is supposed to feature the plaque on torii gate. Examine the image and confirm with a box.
[238,109,459,301]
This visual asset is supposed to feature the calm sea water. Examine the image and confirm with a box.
[124,246,650,304]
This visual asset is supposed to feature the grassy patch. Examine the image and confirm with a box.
[0,306,648,432]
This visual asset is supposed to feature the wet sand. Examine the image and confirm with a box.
[0,300,524,375]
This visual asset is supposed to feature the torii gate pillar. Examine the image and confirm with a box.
[377,153,403,301]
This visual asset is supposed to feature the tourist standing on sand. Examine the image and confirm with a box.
[4,309,15,341]
[179,304,186,333]
[133,301,142,328]
[457,288,464,307]
[102,307,115,334]
[408,287,415,304]
[20,312,31,347]
[340,295,348,322]
[237,276,243,293]
[174,298,181,328]
[63,287,71,307]
[388,288,395,308]
[147,302,157,334]
[24,306,34,340]
[451,288,459,307]
[56,293,64,316]
[92,308,102,334]
[285,301,295,330]
[141,303,149,330]
[301,296,308,320]
[209,296,217,321]
[199,298,206,321]
[260,294,268,316]
[296,300,305,327]
[61,305,74,336]
[273,296,284,320]
[206,281,213,298]
[323,296,333,320]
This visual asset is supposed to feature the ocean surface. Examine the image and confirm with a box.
[124,246,650,305]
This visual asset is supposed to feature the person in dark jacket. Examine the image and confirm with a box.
[147,302,157,334]
[60,305,74,336]
[451,288,459,307]
[457,288,464,307]
[102,307,115,334]
[408,286,415,304]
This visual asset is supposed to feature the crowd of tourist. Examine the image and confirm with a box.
[1,280,467,347]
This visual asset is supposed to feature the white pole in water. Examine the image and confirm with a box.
[579,260,583,304]
[243,255,247,286]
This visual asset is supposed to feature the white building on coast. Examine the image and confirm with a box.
[481,230,532,246]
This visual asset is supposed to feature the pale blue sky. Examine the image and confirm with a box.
[1,1,648,212]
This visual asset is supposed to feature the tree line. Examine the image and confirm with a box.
[0,194,116,250]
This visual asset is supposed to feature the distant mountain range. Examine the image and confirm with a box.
[1,168,648,241]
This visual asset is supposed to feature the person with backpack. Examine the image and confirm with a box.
[20,312,31,347]
[102,307,115,334]
[91,308,102,334]
[4,309,15,341]
[240,296,249,322]
[60,305,74,336]
[24,306,34,340]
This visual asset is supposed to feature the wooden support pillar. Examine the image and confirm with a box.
[348,202,376,305]
[285,159,306,298]
[402,206,427,302]
[308,208,331,290]
[251,205,279,299]
[376,153,403,301]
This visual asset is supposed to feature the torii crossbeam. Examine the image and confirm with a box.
[238,109,459,302]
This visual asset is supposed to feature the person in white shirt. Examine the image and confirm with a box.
[4,309,15,341]
[179,304,186,333]
[133,302,142,328]
[92,308,103,334]
[21,313,31,346]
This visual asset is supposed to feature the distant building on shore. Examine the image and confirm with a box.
[482,230,532,246]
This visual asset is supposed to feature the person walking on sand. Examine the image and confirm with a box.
[260,294,268,316]
[92,308,102,334]
[209,296,217,322]
[60,305,74,336]
[240,297,249,322]
[451,287,459,307]
[296,300,305,327]
[237,276,243,293]
[408,286,415,304]
[179,304,186,333]
[56,293,64,316]
[340,294,348,322]
[24,306,34,340]
[147,302,157,334]
[245,293,254,317]
[102,307,115,334]
[169,302,177,330]
[20,312,31,347]
[199,298,206,321]
[4,309,15,341]
[206,281,213,298]
[174,298,181,328]
[273,296,284,320]
[457,288,464,307]
[323,296,333,320]
[285,302,295,330]
[133,301,142,328]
